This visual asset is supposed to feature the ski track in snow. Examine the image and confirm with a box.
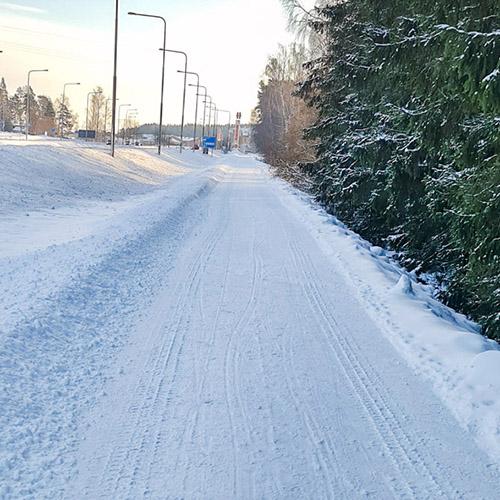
[0,141,499,499]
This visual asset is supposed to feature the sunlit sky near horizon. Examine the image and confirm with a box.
[0,0,309,126]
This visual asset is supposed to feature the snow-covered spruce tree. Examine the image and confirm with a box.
[55,96,77,137]
[10,87,27,127]
[0,77,13,131]
[32,95,56,135]
[298,0,500,338]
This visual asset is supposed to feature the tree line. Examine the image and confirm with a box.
[0,76,79,136]
[0,78,123,139]
[254,0,500,339]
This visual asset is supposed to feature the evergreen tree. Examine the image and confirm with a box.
[10,87,25,127]
[33,95,56,135]
[55,96,76,137]
[294,0,500,337]
[0,77,12,132]
[37,95,55,119]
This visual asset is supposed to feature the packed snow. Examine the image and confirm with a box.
[0,135,499,498]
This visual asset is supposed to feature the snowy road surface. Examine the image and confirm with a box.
[1,142,499,498]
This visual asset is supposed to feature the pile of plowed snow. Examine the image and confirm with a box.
[0,135,186,215]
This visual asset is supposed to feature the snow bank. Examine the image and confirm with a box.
[0,139,227,497]
[0,138,222,332]
[0,136,188,216]
[274,173,500,463]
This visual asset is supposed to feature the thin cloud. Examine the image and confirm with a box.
[0,2,45,14]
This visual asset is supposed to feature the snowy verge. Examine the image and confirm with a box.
[0,160,226,498]
[0,136,189,215]
[272,171,500,463]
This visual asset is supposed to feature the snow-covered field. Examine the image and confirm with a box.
[1,136,499,498]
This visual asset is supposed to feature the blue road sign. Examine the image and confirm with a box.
[78,130,96,139]
[203,136,216,149]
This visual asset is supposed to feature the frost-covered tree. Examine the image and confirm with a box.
[297,0,500,337]
[87,86,106,140]
[37,95,55,119]
[32,95,56,135]
[10,87,26,127]
[55,96,77,137]
[0,77,12,131]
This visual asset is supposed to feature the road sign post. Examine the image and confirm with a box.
[202,136,216,154]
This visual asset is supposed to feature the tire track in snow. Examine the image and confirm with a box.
[105,225,224,499]
[280,241,352,498]
[298,247,460,498]
[140,226,222,498]
[1,184,205,499]
[148,194,231,497]
[76,183,223,499]
[173,213,233,493]
[258,294,338,499]
[289,239,458,499]
[222,218,262,498]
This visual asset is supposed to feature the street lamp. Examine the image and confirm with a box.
[159,48,188,153]
[86,90,102,141]
[211,104,218,147]
[111,0,119,156]
[126,111,139,144]
[117,104,131,144]
[124,108,138,143]
[218,109,232,151]
[60,82,80,138]
[180,71,200,150]
[191,83,207,142]
[202,95,212,137]
[26,69,48,140]
[104,97,118,140]
[129,12,166,155]
[203,99,216,139]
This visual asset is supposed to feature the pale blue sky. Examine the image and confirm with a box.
[2,0,228,29]
[0,0,295,124]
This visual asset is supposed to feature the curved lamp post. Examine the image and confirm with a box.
[129,12,166,155]
[218,109,232,150]
[159,48,187,153]
[203,95,213,137]
[26,69,48,140]
[204,100,217,141]
[86,90,102,141]
[104,97,119,140]
[191,84,207,142]
[124,108,138,143]
[211,104,218,147]
[117,103,131,144]
[60,82,80,138]
[111,0,119,156]
[179,71,199,149]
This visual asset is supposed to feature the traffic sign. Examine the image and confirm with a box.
[203,136,216,148]
[78,129,96,139]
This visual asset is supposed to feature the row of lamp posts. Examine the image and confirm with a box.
[21,4,233,154]
[110,5,232,156]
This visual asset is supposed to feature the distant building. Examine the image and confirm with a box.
[140,134,156,145]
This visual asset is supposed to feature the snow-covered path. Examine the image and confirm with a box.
[1,145,498,498]
[67,158,497,499]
